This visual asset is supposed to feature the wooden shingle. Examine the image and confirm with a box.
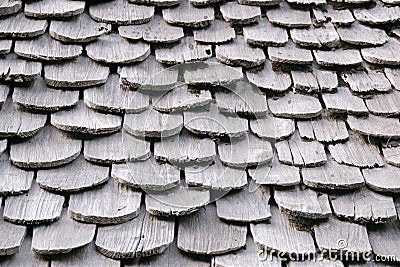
[36,155,108,193]
[0,207,26,256]
[267,3,311,28]
[84,131,150,164]
[247,61,291,92]
[96,207,174,258]
[51,101,122,135]
[44,56,109,88]
[0,85,8,107]
[297,117,348,143]
[328,133,384,168]
[0,13,47,38]
[13,78,79,112]
[361,38,400,66]
[330,187,397,223]
[86,34,150,64]
[0,153,33,196]
[368,221,400,262]
[268,42,313,65]
[314,49,362,67]
[162,0,213,28]
[145,187,209,216]
[291,69,338,92]
[69,180,142,224]
[250,114,295,140]
[353,5,400,25]
[32,209,95,255]
[313,6,354,25]
[84,74,150,114]
[0,236,47,267]
[178,204,247,254]
[24,0,85,18]
[337,22,388,46]
[0,0,21,16]
[290,23,339,48]
[193,19,235,44]
[0,54,42,82]
[0,39,11,54]
[384,67,400,90]
[365,90,400,116]
[342,67,391,94]
[49,13,111,43]
[243,17,288,47]
[129,0,180,6]
[3,182,64,224]
[275,186,331,219]
[219,1,261,25]
[383,146,400,167]
[362,164,400,193]
[10,126,81,169]
[89,0,154,25]
[347,115,400,138]
[322,87,368,115]
[268,92,322,119]
[0,97,46,138]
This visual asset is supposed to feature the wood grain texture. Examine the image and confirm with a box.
[119,55,178,90]
[216,185,271,222]
[0,0,21,16]
[51,101,122,135]
[383,146,400,166]
[213,236,281,267]
[365,90,400,116]
[44,56,109,88]
[302,157,364,190]
[153,83,212,112]
[124,107,182,138]
[267,3,311,28]
[276,131,327,167]
[36,155,108,193]
[314,217,372,254]
[119,15,184,43]
[193,19,235,44]
[155,37,212,64]
[183,60,243,86]
[51,242,120,267]
[292,69,338,92]
[96,206,174,258]
[290,23,339,48]
[342,68,392,93]
[14,34,82,61]
[314,49,362,67]
[86,34,150,64]
[215,81,267,116]
[268,42,313,65]
[50,13,111,43]
[330,187,397,223]
[250,114,295,140]
[328,133,384,168]
[220,1,260,25]
[322,87,368,115]
[362,38,400,65]
[0,235,47,267]
[185,157,247,190]
[0,84,8,107]
[353,5,400,25]
[32,209,95,255]
[385,67,400,90]
[0,97,46,138]
[347,114,400,138]
[337,22,388,46]
[243,17,288,47]
[268,92,322,119]
[69,180,142,224]
[129,0,180,6]
[368,221,400,262]
[13,78,79,112]
[0,152,33,195]
[313,6,355,25]
[24,0,85,18]
[10,125,81,169]
[162,0,214,28]
[84,74,149,114]
[218,133,273,168]
[184,103,248,138]
[275,186,331,219]
[246,60,292,92]
[89,0,154,25]
[216,36,265,68]
[145,186,209,216]
[249,156,301,186]
[3,181,64,224]
[0,206,26,256]
[178,204,247,255]
[297,117,348,143]
[0,53,42,82]
[112,159,179,191]
[0,39,12,54]
[362,164,400,193]
[0,13,47,38]
[250,206,316,255]
[84,130,150,164]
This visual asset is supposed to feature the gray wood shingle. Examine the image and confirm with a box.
[24,0,85,18]
[0,13,47,38]
[162,0,213,28]
[220,1,261,25]
[268,92,322,119]
[243,17,288,47]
